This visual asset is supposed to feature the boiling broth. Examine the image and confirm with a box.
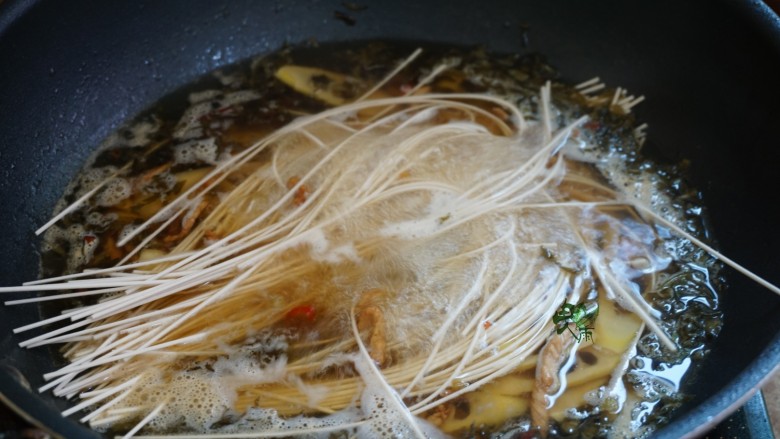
[27,43,725,438]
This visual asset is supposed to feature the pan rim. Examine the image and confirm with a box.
[0,0,778,437]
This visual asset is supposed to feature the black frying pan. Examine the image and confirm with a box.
[1,1,779,437]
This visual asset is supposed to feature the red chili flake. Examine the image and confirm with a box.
[483,321,492,330]
[286,176,310,206]
[584,120,601,131]
[83,235,96,245]
[286,305,316,322]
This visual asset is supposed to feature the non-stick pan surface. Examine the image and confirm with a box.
[1,1,779,437]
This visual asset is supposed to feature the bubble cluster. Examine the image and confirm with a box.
[95,178,132,207]
[118,224,139,244]
[41,223,93,269]
[173,138,218,165]
[85,211,117,229]
[173,90,260,139]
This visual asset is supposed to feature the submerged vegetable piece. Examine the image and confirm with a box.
[594,293,643,353]
[440,389,530,433]
[551,379,607,421]
[275,65,362,105]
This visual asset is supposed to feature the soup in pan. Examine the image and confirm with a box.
[9,42,768,438]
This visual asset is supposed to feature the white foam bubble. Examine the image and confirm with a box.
[173,138,218,165]
[189,89,222,104]
[85,211,117,228]
[75,166,117,196]
[352,354,447,439]
[95,178,132,207]
[127,119,162,147]
[118,224,139,244]
[222,90,261,107]
[175,90,260,139]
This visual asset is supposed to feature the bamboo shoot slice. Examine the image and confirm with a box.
[275,66,360,106]
[593,293,643,353]
[550,378,607,421]
[440,390,529,433]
